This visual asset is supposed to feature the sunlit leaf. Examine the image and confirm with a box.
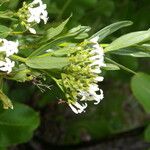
[105,30,150,52]
[26,55,69,70]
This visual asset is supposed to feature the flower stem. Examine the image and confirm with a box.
[10,55,26,63]
[11,31,24,35]
[100,44,109,48]
[106,57,137,75]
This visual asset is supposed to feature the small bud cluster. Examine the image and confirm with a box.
[17,0,48,34]
[0,39,19,74]
[59,37,105,114]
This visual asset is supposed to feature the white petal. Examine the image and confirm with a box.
[90,36,99,43]
[69,104,78,114]
[91,68,101,73]
[0,61,5,67]
[89,84,99,92]
[94,89,104,105]
[94,76,104,82]
[29,27,36,34]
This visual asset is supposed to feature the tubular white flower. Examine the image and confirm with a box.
[78,37,105,105]
[0,39,19,57]
[93,89,104,105]
[31,0,43,5]
[61,37,105,114]
[69,102,87,114]
[0,58,15,74]
[27,0,48,24]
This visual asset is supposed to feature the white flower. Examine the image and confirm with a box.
[78,37,105,105]
[0,39,19,57]
[32,0,43,5]
[27,0,48,24]
[69,102,87,114]
[0,58,15,74]
[90,36,99,43]
[61,37,106,114]
[27,26,36,34]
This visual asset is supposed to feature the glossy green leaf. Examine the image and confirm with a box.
[26,55,69,70]
[0,103,40,147]
[105,30,150,52]
[131,72,150,113]
[89,21,133,42]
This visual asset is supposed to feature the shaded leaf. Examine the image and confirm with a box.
[111,46,150,57]
[131,72,150,113]
[144,124,150,142]
[0,103,40,147]
[0,90,13,109]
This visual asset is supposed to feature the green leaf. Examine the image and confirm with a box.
[111,46,150,57]
[131,72,150,113]
[103,63,120,70]
[0,103,40,147]
[89,21,133,42]
[0,0,9,6]
[0,90,13,110]
[105,30,150,52]
[10,64,33,82]
[0,11,16,21]
[0,25,12,38]
[144,124,150,142]
[42,16,71,42]
[26,55,69,70]
[29,26,89,57]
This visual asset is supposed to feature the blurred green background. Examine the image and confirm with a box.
[1,0,150,149]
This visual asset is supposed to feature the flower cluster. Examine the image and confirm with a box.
[59,37,105,114]
[17,0,48,34]
[0,39,19,74]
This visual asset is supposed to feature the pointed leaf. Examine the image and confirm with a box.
[105,30,150,52]
[43,16,71,42]
[89,21,133,42]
